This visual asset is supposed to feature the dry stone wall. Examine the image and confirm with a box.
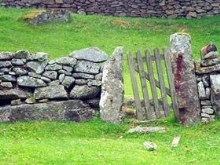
[1,0,220,18]
[195,44,220,123]
[0,47,108,122]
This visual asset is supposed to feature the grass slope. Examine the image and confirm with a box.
[0,7,220,164]
[0,7,219,97]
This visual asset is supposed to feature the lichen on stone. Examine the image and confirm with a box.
[22,9,46,20]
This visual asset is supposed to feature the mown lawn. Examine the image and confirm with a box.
[0,7,220,165]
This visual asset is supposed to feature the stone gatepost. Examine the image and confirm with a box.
[99,47,124,124]
[170,33,201,125]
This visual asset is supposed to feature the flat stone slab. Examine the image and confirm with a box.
[26,61,47,74]
[74,61,100,74]
[42,71,58,80]
[15,50,29,59]
[34,85,68,100]
[45,63,62,71]
[27,52,48,61]
[72,73,95,79]
[0,100,93,122]
[61,76,75,89]
[17,76,47,87]
[127,126,166,133]
[56,57,77,67]
[0,87,29,100]
[70,85,100,99]
[195,61,220,74]
[70,47,108,62]
[0,75,16,82]
[0,52,14,60]
[0,61,12,68]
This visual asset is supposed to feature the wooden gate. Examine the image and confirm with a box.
[127,48,178,120]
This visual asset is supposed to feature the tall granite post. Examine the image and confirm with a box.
[170,33,200,125]
[99,47,124,124]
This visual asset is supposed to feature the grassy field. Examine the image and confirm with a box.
[0,118,220,165]
[0,7,220,97]
[0,7,220,165]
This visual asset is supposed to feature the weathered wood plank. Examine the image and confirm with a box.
[154,48,169,117]
[171,135,181,148]
[145,50,161,117]
[134,54,165,62]
[163,48,179,117]
[127,52,144,120]
[134,119,164,125]
[136,51,152,119]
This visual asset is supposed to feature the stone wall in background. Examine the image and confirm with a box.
[1,0,220,19]
[0,47,108,122]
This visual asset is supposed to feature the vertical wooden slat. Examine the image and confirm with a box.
[163,48,179,117]
[127,52,144,120]
[136,51,152,119]
[154,48,169,117]
[145,50,161,118]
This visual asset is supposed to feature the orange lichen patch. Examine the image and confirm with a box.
[22,9,46,20]
[111,20,130,28]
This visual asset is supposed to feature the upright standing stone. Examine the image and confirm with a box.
[170,33,200,125]
[99,47,124,124]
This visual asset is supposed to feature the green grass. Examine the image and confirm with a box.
[0,7,219,97]
[0,7,220,164]
[0,118,219,165]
